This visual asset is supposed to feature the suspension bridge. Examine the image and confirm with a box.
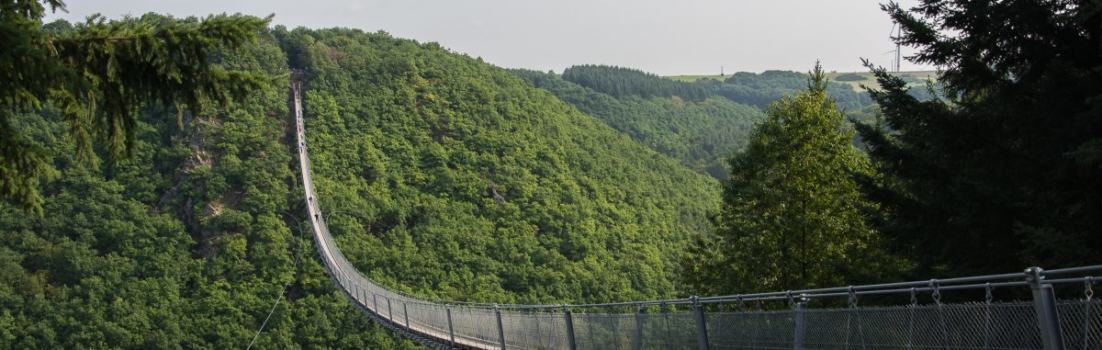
[290,72,1100,349]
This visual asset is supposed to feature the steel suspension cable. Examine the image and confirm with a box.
[246,219,305,350]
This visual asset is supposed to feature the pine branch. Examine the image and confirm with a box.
[0,8,269,213]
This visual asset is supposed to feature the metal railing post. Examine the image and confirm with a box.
[387,297,394,321]
[633,305,645,350]
[662,302,673,350]
[907,288,917,350]
[446,306,456,346]
[983,283,993,349]
[692,296,710,350]
[793,294,808,350]
[930,281,948,350]
[1082,277,1095,350]
[403,302,410,329]
[373,294,379,313]
[495,304,507,350]
[563,305,578,350]
[1027,267,1065,350]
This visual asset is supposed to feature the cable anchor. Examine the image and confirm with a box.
[984,283,993,304]
[1085,276,1094,301]
[929,279,942,305]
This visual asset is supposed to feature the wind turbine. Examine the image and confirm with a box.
[889,22,902,72]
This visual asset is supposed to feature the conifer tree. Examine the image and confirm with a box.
[1,0,268,212]
[686,63,899,293]
[857,0,1102,275]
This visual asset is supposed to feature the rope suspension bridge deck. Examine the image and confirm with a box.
[290,71,1101,350]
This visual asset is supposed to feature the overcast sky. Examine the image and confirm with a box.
[46,0,933,75]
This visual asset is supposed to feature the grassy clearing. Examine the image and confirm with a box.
[825,70,938,90]
[666,74,728,82]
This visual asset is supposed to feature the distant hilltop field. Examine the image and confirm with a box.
[668,70,939,90]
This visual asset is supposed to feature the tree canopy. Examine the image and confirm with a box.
[1,0,268,212]
[2,11,725,348]
[514,68,764,179]
[562,64,711,101]
[0,21,420,349]
[284,27,721,304]
[685,64,901,294]
[5,1,1100,347]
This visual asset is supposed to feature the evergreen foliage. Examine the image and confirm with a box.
[857,0,1102,275]
[685,64,901,294]
[1,0,268,213]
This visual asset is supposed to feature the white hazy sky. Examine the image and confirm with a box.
[46,0,932,75]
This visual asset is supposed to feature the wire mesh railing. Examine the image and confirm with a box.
[291,71,1101,350]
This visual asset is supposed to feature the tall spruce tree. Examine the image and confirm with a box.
[857,1,1102,275]
[685,64,899,294]
[1,0,267,212]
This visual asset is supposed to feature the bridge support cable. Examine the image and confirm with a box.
[291,71,1102,350]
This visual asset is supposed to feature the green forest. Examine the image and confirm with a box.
[512,65,940,179]
[1,14,422,348]
[2,0,1100,348]
[283,27,719,305]
[2,5,720,348]
[512,68,763,179]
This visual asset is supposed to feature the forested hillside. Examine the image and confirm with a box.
[710,70,942,124]
[512,65,896,179]
[514,69,764,179]
[5,0,1100,348]
[1,20,726,348]
[0,22,418,348]
[282,28,721,305]
[561,65,711,101]
[711,70,874,111]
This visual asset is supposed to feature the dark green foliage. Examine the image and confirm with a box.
[685,65,901,294]
[1,0,268,213]
[562,65,710,101]
[857,0,1102,275]
[514,69,764,179]
[0,22,419,349]
[271,24,314,69]
[289,28,720,304]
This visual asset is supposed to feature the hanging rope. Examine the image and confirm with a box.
[246,219,305,350]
